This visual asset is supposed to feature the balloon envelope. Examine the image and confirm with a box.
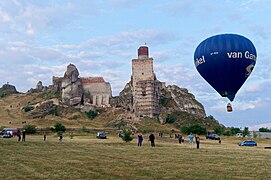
[194,34,257,101]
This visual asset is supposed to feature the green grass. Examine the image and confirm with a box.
[1,135,271,179]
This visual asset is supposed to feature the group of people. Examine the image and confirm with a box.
[17,130,26,142]
[137,133,155,147]
[137,132,201,149]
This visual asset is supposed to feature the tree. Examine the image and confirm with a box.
[230,127,241,136]
[165,114,175,123]
[242,127,249,137]
[122,131,134,142]
[54,123,66,133]
[86,110,98,119]
[214,126,224,136]
[180,124,206,135]
[23,125,36,134]
[259,127,271,132]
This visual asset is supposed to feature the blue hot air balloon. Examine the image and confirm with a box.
[194,34,257,103]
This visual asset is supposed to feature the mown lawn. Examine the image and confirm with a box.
[0,135,271,179]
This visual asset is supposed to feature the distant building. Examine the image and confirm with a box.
[131,45,164,118]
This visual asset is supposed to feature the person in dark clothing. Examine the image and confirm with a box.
[149,133,155,147]
[138,133,143,146]
[44,132,47,141]
[22,130,26,142]
[17,131,21,142]
[195,135,200,149]
[178,133,182,144]
[59,133,63,144]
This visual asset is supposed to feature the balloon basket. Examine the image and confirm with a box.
[227,103,232,112]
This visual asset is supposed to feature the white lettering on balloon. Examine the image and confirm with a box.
[195,55,205,67]
[227,51,256,61]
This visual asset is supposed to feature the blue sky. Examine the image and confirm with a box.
[0,0,271,130]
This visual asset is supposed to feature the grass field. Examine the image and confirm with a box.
[1,134,271,179]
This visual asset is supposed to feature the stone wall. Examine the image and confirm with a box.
[81,77,112,107]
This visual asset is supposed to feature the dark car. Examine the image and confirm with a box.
[96,132,107,139]
[206,134,220,140]
[239,140,257,146]
[118,131,125,138]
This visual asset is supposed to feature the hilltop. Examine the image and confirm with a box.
[0,83,222,132]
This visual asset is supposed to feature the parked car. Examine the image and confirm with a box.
[239,140,257,146]
[206,134,220,140]
[2,132,12,138]
[1,128,20,137]
[96,132,107,139]
[118,131,125,138]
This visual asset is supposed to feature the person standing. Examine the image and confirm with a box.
[17,130,21,142]
[188,133,194,148]
[195,135,200,149]
[22,130,26,142]
[59,133,63,144]
[149,133,155,147]
[178,133,182,144]
[44,132,47,141]
[138,133,143,147]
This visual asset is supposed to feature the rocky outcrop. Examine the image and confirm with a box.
[112,82,206,123]
[0,84,18,96]
[111,82,133,111]
[61,64,83,106]
[160,85,206,118]
[27,81,47,93]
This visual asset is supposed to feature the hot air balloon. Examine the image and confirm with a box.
[194,34,257,111]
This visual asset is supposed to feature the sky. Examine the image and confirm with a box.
[0,0,271,130]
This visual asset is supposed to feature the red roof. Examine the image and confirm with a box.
[81,77,105,84]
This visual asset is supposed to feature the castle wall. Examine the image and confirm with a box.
[81,77,112,107]
[134,80,161,117]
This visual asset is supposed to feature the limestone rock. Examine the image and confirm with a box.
[61,64,83,106]
[0,83,18,96]
[160,85,206,118]
[64,64,79,83]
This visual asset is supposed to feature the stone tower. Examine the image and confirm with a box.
[132,45,162,118]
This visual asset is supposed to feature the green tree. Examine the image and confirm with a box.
[242,127,249,137]
[86,110,98,119]
[165,114,175,123]
[54,123,66,133]
[23,104,34,112]
[23,124,36,134]
[122,131,134,142]
[181,124,206,135]
[230,127,241,136]
[259,127,271,132]
[214,126,224,135]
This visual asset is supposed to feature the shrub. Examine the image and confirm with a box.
[49,106,59,116]
[181,124,206,135]
[165,114,175,124]
[214,126,224,135]
[54,123,66,133]
[86,110,97,119]
[23,125,37,134]
[122,131,134,142]
[24,104,34,112]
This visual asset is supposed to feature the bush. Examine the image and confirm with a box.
[122,131,134,142]
[165,114,175,124]
[54,123,66,133]
[49,106,59,116]
[86,110,97,119]
[214,127,224,135]
[24,104,34,112]
[181,124,206,135]
[23,125,37,134]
